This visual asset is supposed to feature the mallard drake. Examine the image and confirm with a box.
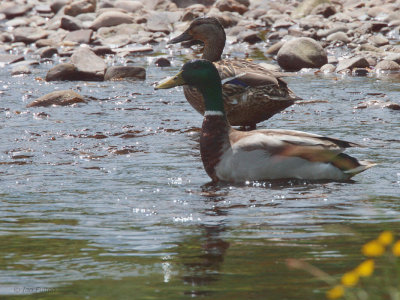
[167,17,300,128]
[155,60,374,182]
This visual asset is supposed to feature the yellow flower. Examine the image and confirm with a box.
[355,259,374,277]
[377,231,393,246]
[341,271,359,287]
[326,285,344,299]
[393,240,400,257]
[362,240,385,257]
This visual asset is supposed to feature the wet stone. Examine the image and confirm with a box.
[371,22,388,32]
[375,60,400,71]
[155,57,171,67]
[326,32,350,43]
[114,0,143,13]
[70,47,106,80]
[0,3,32,19]
[385,53,400,64]
[292,0,330,19]
[146,11,182,34]
[0,54,25,64]
[369,35,389,47]
[104,66,146,80]
[265,41,284,55]
[51,0,68,13]
[92,46,115,56]
[316,25,348,38]
[359,44,384,53]
[11,65,31,76]
[13,27,49,44]
[215,0,248,14]
[46,63,80,81]
[37,46,58,58]
[90,11,134,30]
[65,0,96,17]
[311,3,336,18]
[60,16,83,31]
[277,37,327,71]
[352,68,369,76]
[336,57,370,73]
[26,90,86,107]
[320,63,336,73]
[237,30,262,44]
[64,29,93,44]
[355,99,400,110]
[36,5,52,14]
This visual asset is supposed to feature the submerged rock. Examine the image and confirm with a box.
[355,100,400,110]
[104,66,146,80]
[26,90,86,107]
[277,37,327,71]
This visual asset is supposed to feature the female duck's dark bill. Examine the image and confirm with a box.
[155,71,186,89]
[168,31,193,44]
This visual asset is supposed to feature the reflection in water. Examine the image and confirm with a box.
[178,188,230,297]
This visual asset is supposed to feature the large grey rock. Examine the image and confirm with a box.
[90,11,133,30]
[277,37,327,71]
[27,90,86,107]
[336,57,370,72]
[104,66,146,80]
[70,47,106,80]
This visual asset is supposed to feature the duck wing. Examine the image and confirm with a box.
[228,129,369,176]
[215,59,300,100]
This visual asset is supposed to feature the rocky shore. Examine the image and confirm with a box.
[0,0,399,107]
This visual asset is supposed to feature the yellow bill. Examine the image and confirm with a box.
[155,71,186,89]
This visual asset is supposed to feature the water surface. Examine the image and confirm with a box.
[0,47,399,299]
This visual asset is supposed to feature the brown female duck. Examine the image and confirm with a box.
[168,17,301,128]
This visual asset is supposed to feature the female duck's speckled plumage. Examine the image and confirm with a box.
[168,17,300,127]
[155,60,375,183]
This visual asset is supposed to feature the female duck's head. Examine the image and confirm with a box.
[168,17,226,62]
